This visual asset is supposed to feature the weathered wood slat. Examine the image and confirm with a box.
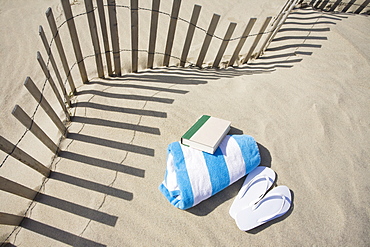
[39,26,71,107]
[180,4,201,67]
[131,0,139,72]
[355,0,370,13]
[257,0,298,58]
[213,22,237,68]
[24,77,68,137]
[318,0,330,9]
[0,176,37,200]
[0,212,24,226]
[60,0,88,83]
[329,0,342,11]
[12,105,59,154]
[242,16,272,64]
[84,0,104,78]
[0,136,50,177]
[342,0,356,12]
[37,52,70,122]
[97,0,113,76]
[147,0,160,69]
[196,13,220,68]
[163,0,182,67]
[46,8,76,94]
[228,18,256,67]
[108,0,121,76]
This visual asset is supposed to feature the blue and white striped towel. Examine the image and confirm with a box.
[159,135,261,210]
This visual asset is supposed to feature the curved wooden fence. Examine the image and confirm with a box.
[0,0,298,239]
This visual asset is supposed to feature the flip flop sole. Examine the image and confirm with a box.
[235,185,292,231]
[229,166,276,219]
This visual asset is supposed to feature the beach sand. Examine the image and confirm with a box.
[0,0,369,246]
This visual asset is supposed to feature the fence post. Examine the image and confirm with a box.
[97,0,113,76]
[342,0,356,12]
[131,0,139,72]
[60,0,88,83]
[84,0,104,78]
[355,0,370,13]
[196,13,220,68]
[37,52,71,122]
[12,105,59,154]
[257,0,297,58]
[228,18,256,67]
[108,0,121,76]
[242,16,272,64]
[163,0,182,67]
[180,4,201,67]
[46,8,76,95]
[39,26,71,107]
[0,136,51,177]
[213,22,237,68]
[147,0,160,69]
[24,77,68,137]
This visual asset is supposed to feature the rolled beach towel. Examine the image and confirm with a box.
[159,135,261,210]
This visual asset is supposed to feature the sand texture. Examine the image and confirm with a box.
[0,0,369,246]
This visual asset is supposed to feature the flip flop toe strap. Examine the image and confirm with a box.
[238,174,274,205]
[253,193,288,223]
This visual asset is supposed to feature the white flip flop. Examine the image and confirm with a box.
[229,166,276,219]
[235,185,292,231]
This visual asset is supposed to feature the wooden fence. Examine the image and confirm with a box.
[0,0,298,233]
[308,0,370,13]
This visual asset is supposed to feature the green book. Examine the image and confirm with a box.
[181,115,231,154]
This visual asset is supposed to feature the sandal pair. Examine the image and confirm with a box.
[229,166,292,231]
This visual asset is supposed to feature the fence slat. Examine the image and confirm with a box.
[0,176,37,200]
[0,136,51,177]
[242,16,272,64]
[342,0,357,12]
[12,105,59,154]
[180,4,201,67]
[196,14,220,68]
[147,0,160,69]
[85,0,104,78]
[108,0,121,76]
[0,212,24,226]
[39,26,71,107]
[131,0,139,72]
[257,0,298,58]
[318,0,330,9]
[46,8,76,94]
[24,77,68,137]
[329,0,342,11]
[37,52,70,122]
[228,18,256,67]
[213,22,237,68]
[97,0,113,76]
[163,0,181,67]
[355,0,370,13]
[314,0,323,8]
[61,0,88,83]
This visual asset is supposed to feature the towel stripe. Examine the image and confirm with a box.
[232,135,261,174]
[219,135,246,184]
[181,144,212,206]
[169,142,194,209]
